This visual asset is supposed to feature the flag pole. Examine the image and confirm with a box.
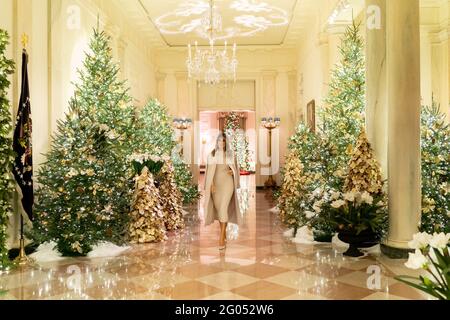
[14,33,34,267]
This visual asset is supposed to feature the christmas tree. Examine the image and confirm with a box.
[320,21,365,174]
[225,112,251,171]
[158,161,184,231]
[128,167,166,244]
[134,99,199,204]
[282,124,337,236]
[0,30,15,269]
[420,103,450,233]
[344,130,383,195]
[278,152,307,230]
[33,29,135,256]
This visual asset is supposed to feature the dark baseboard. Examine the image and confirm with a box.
[381,244,413,259]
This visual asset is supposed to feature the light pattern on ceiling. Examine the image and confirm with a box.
[155,0,289,41]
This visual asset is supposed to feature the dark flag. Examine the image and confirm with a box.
[13,49,33,221]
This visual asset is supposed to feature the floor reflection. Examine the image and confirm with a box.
[0,177,427,300]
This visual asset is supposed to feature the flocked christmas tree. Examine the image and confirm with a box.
[158,161,184,231]
[133,99,200,205]
[225,112,251,171]
[280,124,337,236]
[320,21,365,177]
[420,103,450,233]
[280,20,365,237]
[33,29,135,256]
[0,30,15,269]
[128,167,166,244]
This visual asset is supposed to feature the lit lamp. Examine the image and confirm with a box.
[173,118,192,155]
[261,116,280,188]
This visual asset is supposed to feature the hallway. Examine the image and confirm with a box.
[0,190,425,300]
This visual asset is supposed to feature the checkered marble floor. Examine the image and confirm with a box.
[0,184,428,300]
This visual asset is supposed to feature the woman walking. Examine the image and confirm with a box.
[204,133,241,250]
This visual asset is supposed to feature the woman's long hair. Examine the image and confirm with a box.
[212,132,232,158]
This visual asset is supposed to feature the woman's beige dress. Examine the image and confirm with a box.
[212,151,234,223]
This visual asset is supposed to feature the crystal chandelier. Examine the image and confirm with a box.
[186,0,238,85]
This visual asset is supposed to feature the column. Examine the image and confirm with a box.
[164,72,177,115]
[156,72,166,105]
[327,25,346,70]
[276,72,289,185]
[365,0,388,178]
[382,0,421,258]
[288,70,298,127]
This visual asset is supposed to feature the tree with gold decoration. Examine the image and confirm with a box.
[278,152,309,231]
[0,30,15,269]
[344,130,384,195]
[32,29,135,256]
[128,167,166,244]
[158,161,185,231]
[320,21,365,180]
[420,103,450,234]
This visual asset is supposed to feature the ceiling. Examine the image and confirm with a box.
[114,0,444,50]
[137,0,298,46]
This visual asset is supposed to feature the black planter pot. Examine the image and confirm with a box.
[338,230,378,257]
[313,230,334,243]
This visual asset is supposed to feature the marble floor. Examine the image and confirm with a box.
[0,177,428,300]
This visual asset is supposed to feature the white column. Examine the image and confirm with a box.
[365,0,388,178]
[384,0,421,253]
[276,72,289,185]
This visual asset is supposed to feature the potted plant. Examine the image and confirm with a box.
[128,153,170,186]
[395,232,450,300]
[311,189,388,257]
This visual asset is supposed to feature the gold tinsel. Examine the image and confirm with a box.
[158,161,185,231]
[278,152,306,221]
[344,130,383,194]
[128,166,167,244]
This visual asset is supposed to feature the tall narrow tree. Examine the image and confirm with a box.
[420,103,450,234]
[320,21,366,177]
[0,30,15,269]
[133,99,200,205]
[33,29,135,256]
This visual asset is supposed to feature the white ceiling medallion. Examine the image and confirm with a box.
[155,0,289,41]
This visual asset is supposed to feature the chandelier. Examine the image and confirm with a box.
[186,0,238,85]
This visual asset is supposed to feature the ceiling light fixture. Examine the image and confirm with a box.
[186,0,238,85]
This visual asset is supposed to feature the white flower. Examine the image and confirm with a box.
[312,187,323,197]
[331,200,346,209]
[331,191,341,200]
[313,200,323,213]
[408,232,433,250]
[405,249,429,270]
[305,211,315,219]
[360,191,373,205]
[99,124,109,132]
[343,192,356,202]
[429,233,450,250]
